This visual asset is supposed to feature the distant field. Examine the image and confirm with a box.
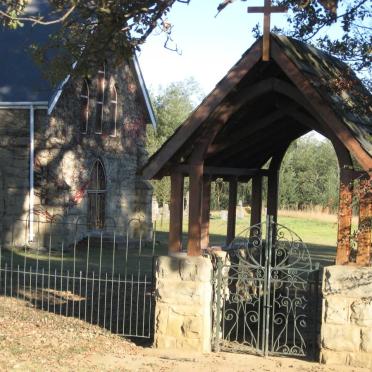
[155,210,346,267]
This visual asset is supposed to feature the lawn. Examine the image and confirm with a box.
[0,210,341,278]
[155,210,340,267]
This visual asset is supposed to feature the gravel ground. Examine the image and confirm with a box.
[0,297,369,372]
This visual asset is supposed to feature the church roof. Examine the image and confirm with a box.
[142,34,372,179]
[0,0,54,101]
[0,0,156,127]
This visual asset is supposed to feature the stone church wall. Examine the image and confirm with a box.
[32,58,152,245]
[320,265,372,368]
[0,108,49,246]
[0,57,152,248]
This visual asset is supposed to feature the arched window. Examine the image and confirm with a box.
[80,79,89,133]
[95,64,106,134]
[109,84,117,136]
[87,160,106,229]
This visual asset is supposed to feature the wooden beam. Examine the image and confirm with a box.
[188,78,284,164]
[173,164,269,177]
[217,122,307,167]
[169,173,184,254]
[187,164,204,256]
[251,175,263,226]
[356,178,372,266]
[336,170,354,265]
[226,178,238,246]
[201,177,212,250]
[267,147,288,223]
[141,41,262,180]
[207,109,288,156]
[271,40,372,174]
[267,170,279,223]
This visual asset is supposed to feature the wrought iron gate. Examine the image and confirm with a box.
[213,216,320,357]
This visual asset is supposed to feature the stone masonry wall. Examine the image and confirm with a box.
[154,256,213,352]
[0,108,49,246]
[320,265,372,368]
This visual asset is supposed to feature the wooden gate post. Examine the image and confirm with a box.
[267,170,279,223]
[169,172,184,254]
[251,175,263,226]
[356,178,372,266]
[201,177,211,250]
[187,164,204,256]
[227,178,238,245]
[336,170,354,265]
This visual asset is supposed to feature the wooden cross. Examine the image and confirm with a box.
[248,0,287,61]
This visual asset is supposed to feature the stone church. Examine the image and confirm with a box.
[0,3,155,246]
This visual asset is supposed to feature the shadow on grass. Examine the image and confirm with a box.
[0,229,335,347]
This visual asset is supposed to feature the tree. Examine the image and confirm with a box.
[0,0,190,83]
[1,1,370,84]
[147,78,203,205]
[279,135,339,211]
[218,0,370,80]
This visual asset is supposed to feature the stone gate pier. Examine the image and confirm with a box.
[154,255,213,352]
[320,265,372,368]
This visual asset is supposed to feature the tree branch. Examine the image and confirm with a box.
[0,4,76,25]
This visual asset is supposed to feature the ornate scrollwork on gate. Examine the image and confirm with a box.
[213,217,318,358]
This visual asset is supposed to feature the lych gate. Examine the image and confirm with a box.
[143,34,372,357]
[143,34,371,263]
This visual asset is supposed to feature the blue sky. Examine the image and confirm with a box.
[138,1,288,94]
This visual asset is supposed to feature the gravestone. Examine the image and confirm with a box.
[162,203,170,220]
[237,200,244,219]
[220,210,228,221]
[152,197,159,221]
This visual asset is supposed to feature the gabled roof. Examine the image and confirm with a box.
[142,34,372,179]
[0,0,156,127]
[274,35,372,154]
[0,0,54,101]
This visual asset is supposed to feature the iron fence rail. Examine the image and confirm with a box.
[0,219,157,339]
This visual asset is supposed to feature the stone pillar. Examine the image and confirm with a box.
[320,265,372,368]
[154,256,213,352]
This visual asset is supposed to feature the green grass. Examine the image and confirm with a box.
[0,237,163,277]
[155,212,338,267]
[0,212,339,274]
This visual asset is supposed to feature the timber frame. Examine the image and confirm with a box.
[143,34,372,264]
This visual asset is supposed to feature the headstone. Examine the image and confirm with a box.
[152,197,159,221]
[237,200,244,219]
[184,191,189,215]
[220,210,228,221]
[162,203,170,220]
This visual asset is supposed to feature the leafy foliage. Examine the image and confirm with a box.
[0,0,188,83]
[146,78,203,205]
[253,0,371,85]
[279,136,339,212]
[1,0,370,85]
[147,80,340,212]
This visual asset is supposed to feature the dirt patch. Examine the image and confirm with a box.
[0,297,369,371]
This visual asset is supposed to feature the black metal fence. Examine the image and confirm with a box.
[0,218,158,339]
